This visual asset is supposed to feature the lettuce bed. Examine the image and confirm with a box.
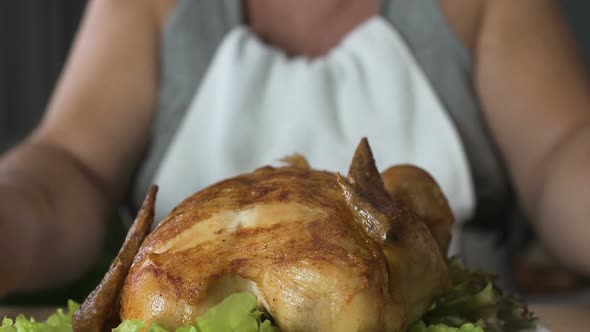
[1,258,537,332]
[409,258,537,332]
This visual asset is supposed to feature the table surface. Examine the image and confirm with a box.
[0,304,588,331]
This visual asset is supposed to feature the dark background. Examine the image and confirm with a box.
[1,0,590,151]
[0,1,87,152]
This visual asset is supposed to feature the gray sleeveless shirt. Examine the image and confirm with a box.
[132,0,512,225]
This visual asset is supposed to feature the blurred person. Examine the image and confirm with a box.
[1,0,589,297]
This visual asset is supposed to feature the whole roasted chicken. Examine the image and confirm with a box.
[75,139,454,332]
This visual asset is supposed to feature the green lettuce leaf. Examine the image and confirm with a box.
[111,319,146,332]
[111,320,171,332]
[409,320,485,332]
[412,257,538,332]
[0,300,79,332]
[195,293,272,332]
[113,293,279,332]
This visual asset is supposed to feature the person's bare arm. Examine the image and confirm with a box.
[476,0,590,273]
[0,0,165,294]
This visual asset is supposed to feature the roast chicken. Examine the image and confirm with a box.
[86,139,455,331]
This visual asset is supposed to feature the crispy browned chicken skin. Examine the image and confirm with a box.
[120,139,452,331]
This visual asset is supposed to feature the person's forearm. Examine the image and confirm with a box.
[476,0,590,272]
[535,125,590,274]
[0,138,109,294]
[0,0,164,295]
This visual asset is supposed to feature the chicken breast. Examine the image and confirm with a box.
[120,139,451,331]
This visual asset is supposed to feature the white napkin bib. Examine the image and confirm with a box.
[152,17,475,253]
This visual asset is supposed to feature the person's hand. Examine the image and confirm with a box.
[245,0,379,57]
[0,184,38,297]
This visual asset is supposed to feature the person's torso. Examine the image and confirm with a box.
[132,0,511,230]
